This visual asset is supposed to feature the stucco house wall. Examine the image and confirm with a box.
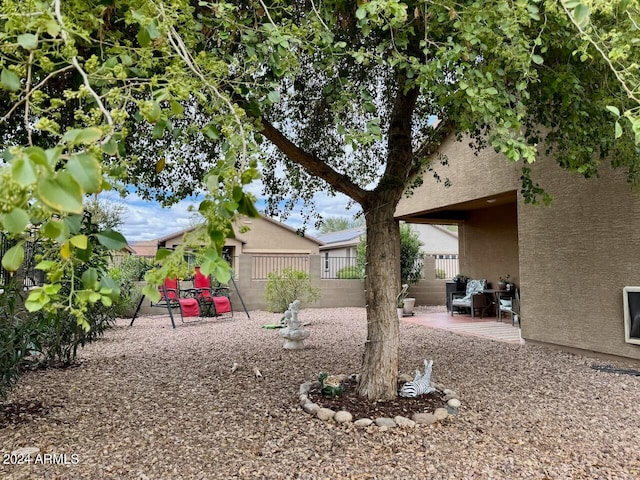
[396,135,640,360]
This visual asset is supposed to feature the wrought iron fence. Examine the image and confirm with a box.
[0,231,42,288]
[321,256,362,279]
[251,255,310,280]
[431,254,459,279]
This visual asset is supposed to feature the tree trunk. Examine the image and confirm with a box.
[357,197,401,401]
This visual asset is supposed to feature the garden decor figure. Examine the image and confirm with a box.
[279,300,310,350]
[399,359,436,398]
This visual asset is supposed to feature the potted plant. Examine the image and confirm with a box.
[498,274,511,291]
[397,284,409,318]
[452,274,468,292]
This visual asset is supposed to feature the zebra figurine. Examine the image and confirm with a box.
[399,359,436,398]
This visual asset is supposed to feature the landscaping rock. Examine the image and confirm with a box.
[374,417,397,428]
[412,412,438,425]
[303,402,320,414]
[434,408,449,421]
[447,398,461,409]
[334,411,353,423]
[354,418,373,427]
[394,416,416,428]
[316,408,336,421]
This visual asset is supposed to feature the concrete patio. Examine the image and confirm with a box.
[402,310,523,344]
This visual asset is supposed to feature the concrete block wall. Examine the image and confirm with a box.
[135,254,444,315]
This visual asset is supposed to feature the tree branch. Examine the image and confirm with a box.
[259,117,369,205]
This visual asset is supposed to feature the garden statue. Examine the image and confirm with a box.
[399,359,436,397]
[279,300,310,350]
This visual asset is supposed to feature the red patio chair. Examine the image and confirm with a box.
[193,266,233,318]
[152,277,201,324]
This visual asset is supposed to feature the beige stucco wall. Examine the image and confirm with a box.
[396,135,521,217]
[520,158,640,359]
[459,203,520,287]
[397,135,640,360]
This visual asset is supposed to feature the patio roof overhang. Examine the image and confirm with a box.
[396,190,517,224]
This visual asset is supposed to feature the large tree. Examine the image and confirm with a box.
[1,0,638,400]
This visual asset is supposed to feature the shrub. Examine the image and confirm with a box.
[435,268,447,279]
[336,265,363,279]
[28,212,118,366]
[0,280,39,400]
[109,256,152,317]
[265,268,321,312]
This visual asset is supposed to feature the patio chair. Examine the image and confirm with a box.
[152,277,201,324]
[498,288,520,325]
[450,278,490,318]
[191,266,233,318]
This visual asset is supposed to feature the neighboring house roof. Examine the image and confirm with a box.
[130,240,158,256]
[411,224,459,255]
[130,214,323,256]
[317,227,365,250]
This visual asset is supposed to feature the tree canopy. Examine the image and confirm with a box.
[1,0,639,400]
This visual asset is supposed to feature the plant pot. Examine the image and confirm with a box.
[397,307,405,318]
[403,297,416,314]
[498,281,507,291]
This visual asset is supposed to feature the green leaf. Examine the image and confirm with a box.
[63,127,103,145]
[355,7,367,20]
[45,147,62,167]
[17,33,38,50]
[66,153,102,193]
[606,106,620,117]
[37,172,83,214]
[203,123,221,140]
[25,289,48,312]
[137,28,151,47]
[1,69,20,91]
[615,121,622,139]
[46,20,61,37]
[2,242,24,273]
[81,268,99,290]
[69,234,88,250]
[531,55,544,65]
[35,260,57,271]
[95,230,128,250]
[64,214,83,234]
[573,3,590,27]
[170,100,184,115]
[25,146,47,165]
[43,220,70,243]
[155,248,172,261]
[11,157,38,186]
[143,284,161,303]
[1,208,30,233]
[103,140,118,156]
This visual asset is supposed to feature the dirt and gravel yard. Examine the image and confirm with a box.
[1,307,640,479]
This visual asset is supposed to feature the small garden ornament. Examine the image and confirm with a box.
[279,300,310,349]
[399,359,436,398]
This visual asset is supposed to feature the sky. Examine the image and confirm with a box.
[107,187,359,244]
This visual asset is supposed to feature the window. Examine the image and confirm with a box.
[623,287,640,345]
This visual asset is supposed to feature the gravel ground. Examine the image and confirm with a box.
[1,307,640,479]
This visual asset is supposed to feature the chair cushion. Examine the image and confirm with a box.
[179,298,200,317]
[462,279,487,301]
[499,299,512,308]
[213,297,231,314]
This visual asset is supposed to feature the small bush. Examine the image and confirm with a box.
[435,268,446,279]
[337,266,363,279]
[108,256,152,317]
[265,268,321,312]
[0,280,39,400]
